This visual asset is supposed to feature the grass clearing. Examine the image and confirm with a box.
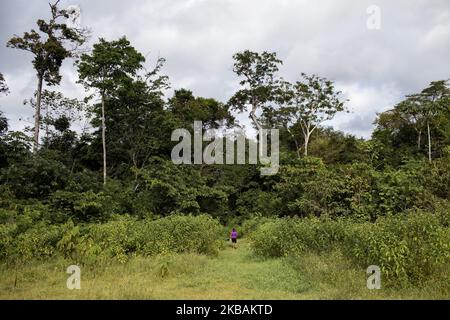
[0,239,448,299]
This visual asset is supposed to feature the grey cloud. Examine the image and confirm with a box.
[1,0,449,138]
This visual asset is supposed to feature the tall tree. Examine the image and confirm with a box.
[77,37,145,185]
[372,80,450,164]
[169,89,234,130]
[228,50,283,156]
[396,96,425,151]
[7,0,86,152]
[282,73,347,156]
[416,80,450,162]
[97,58,172,183]
[23,90,85,144]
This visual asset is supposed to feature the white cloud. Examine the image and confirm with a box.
[1,0,449,139]
[331,82,402,138]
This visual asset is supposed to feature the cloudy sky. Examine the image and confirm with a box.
[1,0,449,138]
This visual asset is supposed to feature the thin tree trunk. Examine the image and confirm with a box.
[286,127,301,158]
[45,101,49,148]
[249,104,263,158]
[33,75,43,153]
[101,94,107,185]
[417,130,421,150]
[304,132,310,156]
[427,121,431,162]
[295,142,301,158]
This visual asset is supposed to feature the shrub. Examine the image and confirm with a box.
[0,222,17,260]
[49,190,115,222]
[0,214,224,265]
[13,222,65,260]
[250,220,288,257]
[342,212,450,284]
[0,156,70,199]
[250,217,348,257]
[62,214,224,263]
[81,216,135,263]
[235,190,279,219]
[240,216,272,237]
[134,215,224,257]
[250,212,450,286]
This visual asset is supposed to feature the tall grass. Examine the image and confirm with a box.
[1,214,224,265]
[1,240,447,299]
[249,211,450,286]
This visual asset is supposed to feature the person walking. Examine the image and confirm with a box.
[230,228,238,248]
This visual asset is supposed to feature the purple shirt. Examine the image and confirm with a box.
[231,231,238,239]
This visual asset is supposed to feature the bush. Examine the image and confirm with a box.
[250,212,450,286]
[0,222,17,260]
[270,159,441,220]
[341,212,450,284]
[240,216,272,237]
[133,215,224,257]
[235,190,279,219]
[49,190,115,222]
[0,214,224,265]
[67,215,224,263]
[0,156,70,199]
[12,222,66,261]
[250,217,348,257]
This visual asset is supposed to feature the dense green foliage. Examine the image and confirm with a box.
[0,211,223,265]
[249,209,449,285]
[1,2,449,293]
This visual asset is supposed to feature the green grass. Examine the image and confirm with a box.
[0,239,448,299]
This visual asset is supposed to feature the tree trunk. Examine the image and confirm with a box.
[304,132,310,157]
[249,105,263,158]
[417,130,421,150]
[286,127,301,158]
[295,143,301,158]
[427,121,431,162]
[101,94,107,185]
[33,75,44,153]
[45,101,49,148]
